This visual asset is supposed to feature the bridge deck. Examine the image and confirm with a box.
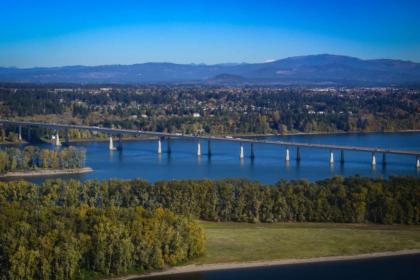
[1,120,419,157]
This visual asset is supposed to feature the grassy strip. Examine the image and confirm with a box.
[196,222,420,264]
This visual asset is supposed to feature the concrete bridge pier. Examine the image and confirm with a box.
[296,147,301,162]
[117,135,123,151]
[207,139,212,157]
[18,125,22,141]
[250,143,255,159]
[167,137,171,154]
[371,152,377,166]
[197,141,201,156]
[285,147,290,161]
[55,131,61,146]
[382,153,387,167]
[157,138,162,154]
[27,128,31,142]
[416,156,419,169]
[63,128,70,146]
[340,150,344,164]
[109,135,116,150]
[329,150,334,165]
[239,143,244,159]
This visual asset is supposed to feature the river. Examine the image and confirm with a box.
[139,253,420,280]
[19,132,419,184]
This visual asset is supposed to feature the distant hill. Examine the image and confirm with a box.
[1,54,419,86]
[206,73,249,85]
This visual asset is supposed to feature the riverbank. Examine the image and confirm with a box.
[121,249,420,279]
[0,167,93,178]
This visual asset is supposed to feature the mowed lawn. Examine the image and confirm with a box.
[195,222,420,264]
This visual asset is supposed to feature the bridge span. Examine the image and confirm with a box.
[1,119,419,168]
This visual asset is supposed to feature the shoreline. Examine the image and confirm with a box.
[0,167,93,178]
[112,249,420,279]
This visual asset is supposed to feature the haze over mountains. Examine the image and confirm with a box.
[1,54,419,86]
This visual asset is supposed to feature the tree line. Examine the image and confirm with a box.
[0,127,109,144]
[0,204,204,279]
[1,176,418,224]
[0,146,86,174]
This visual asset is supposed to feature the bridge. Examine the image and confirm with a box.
[1,119,419,168]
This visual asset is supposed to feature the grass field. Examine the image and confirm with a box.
[195,222,420,264]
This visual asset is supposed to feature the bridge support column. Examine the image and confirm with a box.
[371,152,377,166]
[64,128,70,146]
[207,139,212,157]
[197,141,201,156]
[296,147,301,162]
[167,137,171,154]
[417,156,419,169]
[157,138,162,154]
[329,150,334,165]
[382,153,387,166]
[340,150,344,164]
[117,135,123,151]
[285,147,290,161]
[250,143,255,159]
[55,132,61,146]
[27,128,31,142]
[239,143,244,159]
[109,136,116,150]
[18,125,22,141]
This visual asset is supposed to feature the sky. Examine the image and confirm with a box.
[0,0,419,67]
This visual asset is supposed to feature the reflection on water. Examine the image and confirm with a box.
[140,253,420,280]
[6,132,420,184]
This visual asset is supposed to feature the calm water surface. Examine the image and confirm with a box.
[140,254,420,280]
[18,132,420,184]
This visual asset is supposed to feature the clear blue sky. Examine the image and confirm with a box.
[1,0,419,67]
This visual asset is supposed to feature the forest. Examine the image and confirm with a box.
[1,176,419,224]
[0,146,86,174]
[0,205,204,279]
[0,176,419,279]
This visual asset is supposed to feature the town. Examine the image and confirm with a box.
[0,85,418,143]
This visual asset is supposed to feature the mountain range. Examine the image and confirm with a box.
[1,54,419,86]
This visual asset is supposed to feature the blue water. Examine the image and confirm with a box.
[140,253,420,280]
[14,132,420,184]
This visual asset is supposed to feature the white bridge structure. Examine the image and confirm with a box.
[1,119,419,168]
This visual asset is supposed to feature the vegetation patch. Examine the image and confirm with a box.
[0,146,86,174]
[2,176,417,224]
[198,222,420,264]
[0,205,205,279]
